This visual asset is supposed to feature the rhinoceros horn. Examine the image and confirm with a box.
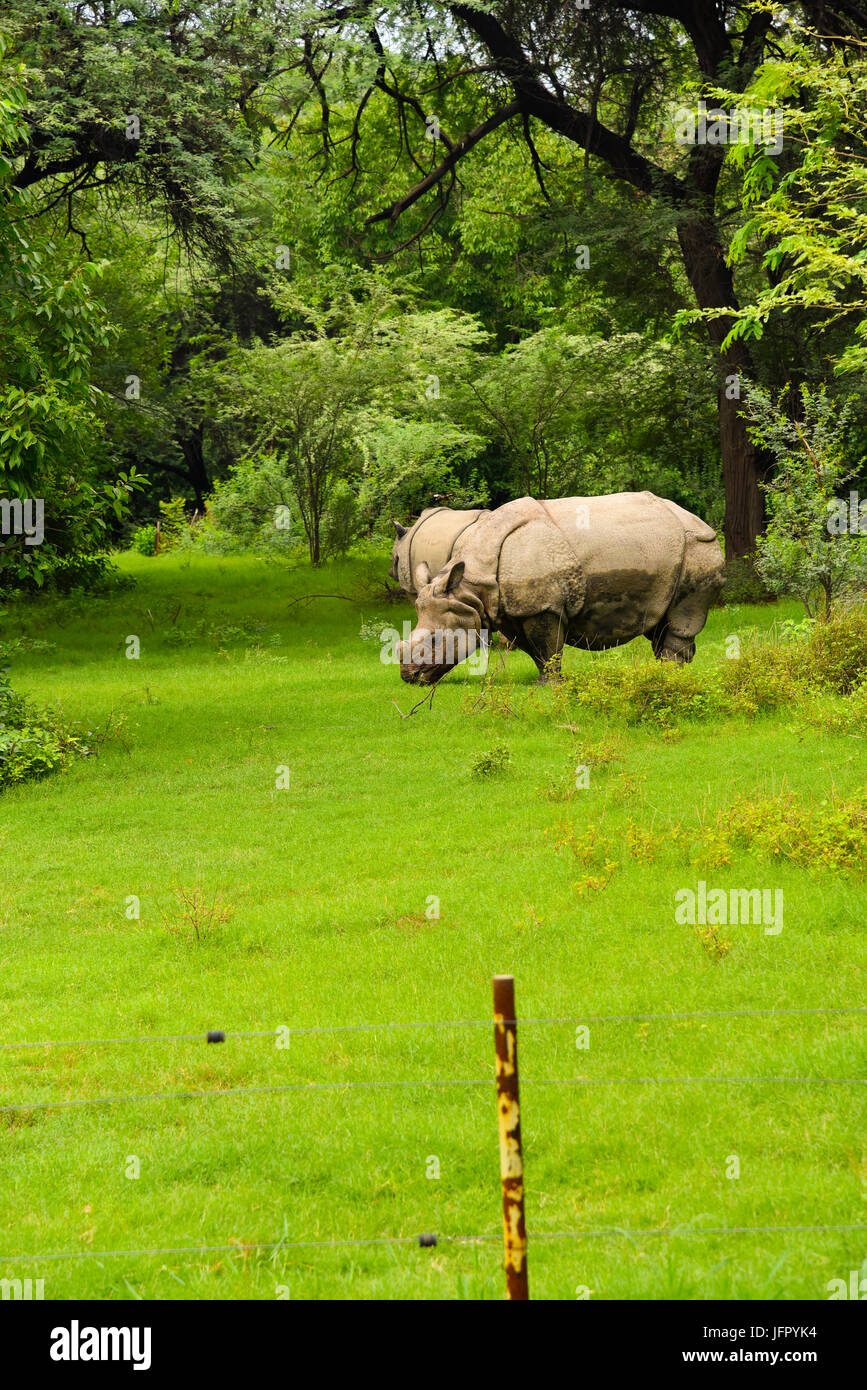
[392,519,408,539]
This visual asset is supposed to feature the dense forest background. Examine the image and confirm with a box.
[2,1,867,591]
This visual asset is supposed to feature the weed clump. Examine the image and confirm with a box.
[471,744,512,779]
[0,657,93,789]
[558,608,867,727]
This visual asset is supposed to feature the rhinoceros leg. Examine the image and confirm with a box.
[517,611,566,682]
[648,585,716,664]
[648,621,696,664]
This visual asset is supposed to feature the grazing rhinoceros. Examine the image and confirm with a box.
[397,493,725,684]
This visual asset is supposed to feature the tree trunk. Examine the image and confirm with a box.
[676,215,766,560]
[177,425,210,513]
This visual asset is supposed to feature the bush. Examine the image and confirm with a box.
[322,480,362,558]
[558,607,867,725]
[470,744,512,778]
[717,642,805,715]
[194,456,302,557]
[130,524,157,556]
[805,610,867,692]
[0,662,90,789]
[563,659,718,727]
[719,792,867,874]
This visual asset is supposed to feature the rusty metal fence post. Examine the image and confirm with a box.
[493,974,529,1299]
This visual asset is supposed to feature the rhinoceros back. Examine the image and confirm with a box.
[452,493,719,638]
[540,493,693,639]
[397,507,489,592]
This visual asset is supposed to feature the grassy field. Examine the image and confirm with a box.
[1,550,865,1301]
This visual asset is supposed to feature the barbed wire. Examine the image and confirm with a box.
[3,1072,865,1116]
[2,1005,865,1052]
[3,1222,866,1266]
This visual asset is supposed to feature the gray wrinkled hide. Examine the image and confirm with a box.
[391,507,490,594]
[400,493,725,676]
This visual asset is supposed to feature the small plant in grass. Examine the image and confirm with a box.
[164,886,234,944]
[549,821,619,894]
[694,923,733,962]
[611,771,648,803]
[462,667,517,718]
[540,736,623,801]
[690,821,734,869]
[359,616,388,642]
[130,524,157,556]
[625,817,663,862]
[470,743,512,778]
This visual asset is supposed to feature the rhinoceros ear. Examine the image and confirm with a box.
[414,561,431,590]
[392,519,407,540]
[441,560,465,594]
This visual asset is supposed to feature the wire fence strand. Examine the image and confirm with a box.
[3,1073,866,1116]
[3,1223,866,1266]
[2,1003,864,1278]
[3,1005,865,1051]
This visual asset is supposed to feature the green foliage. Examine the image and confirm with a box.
[710,793,867,876]
[4,0,262,262]
[744,385,867,618]
[715,28,867,371]
[194,454,300,557]
[357,416,489,534]
[468,329,721,518]
[322,480,361,559]
[0,33,145,594]
[130,524,157,557]
[563,659,713,727]
[210,274,490,561]
[806,610,867,693]
[0,659,88,789]
[470,743,512,779]
[561,608,867,725]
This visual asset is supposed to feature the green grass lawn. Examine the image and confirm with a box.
[1,551,865,1300]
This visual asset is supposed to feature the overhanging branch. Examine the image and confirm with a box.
[364,98,521,225]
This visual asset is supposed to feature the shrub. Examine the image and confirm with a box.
[322,480,362,558]
[470,744,512,778]
[0,663,90,789]
[805,610,867,693]
[728,791,867,873]
[130,524,157,556]
[744,383,867,618]
[558,607,867,725]
[689,790,867,874]
[716,642,805,714]
[562,659,719,727]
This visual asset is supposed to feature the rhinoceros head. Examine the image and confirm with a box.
[399,560,486,684]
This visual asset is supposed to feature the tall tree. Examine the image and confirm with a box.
[290,1,867,559]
